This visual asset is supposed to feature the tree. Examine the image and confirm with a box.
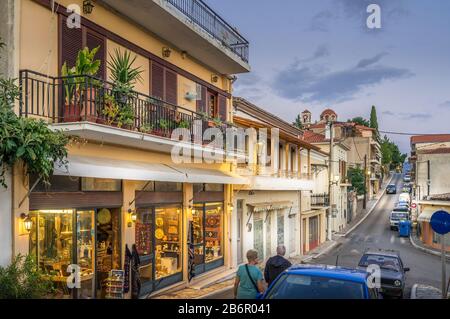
[293,114,303,129]
[380,134,407,170]
[348,117,370,127]
[370,105,380,141]
[347,167,365,195]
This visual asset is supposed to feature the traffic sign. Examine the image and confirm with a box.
[430,210,450,235]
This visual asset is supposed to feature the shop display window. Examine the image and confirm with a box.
[154,182,182,192]
[81,178,121,191]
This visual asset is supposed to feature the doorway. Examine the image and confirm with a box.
[236,200,244,265]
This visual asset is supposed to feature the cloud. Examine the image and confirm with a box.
[356,52,388,68]
[308,10,335,32]
[235,73,262,88]
[382,110,395,116]
[272,56,414,103]
[439,101,450,108]
[398,112,432,120]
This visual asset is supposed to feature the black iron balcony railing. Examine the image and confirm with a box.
[311,193,330,207]
[166,0,249,63]
[19,70,235,147]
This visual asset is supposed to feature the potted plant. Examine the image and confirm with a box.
[177,119,190,129]
[107,48,143,106]
[139,123,154,134]
[116,105,135,129]
[155,119,171,137]
[101,94,120,126]
[61,46,101,122]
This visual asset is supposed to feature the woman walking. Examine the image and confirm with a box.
[234,249,265,299]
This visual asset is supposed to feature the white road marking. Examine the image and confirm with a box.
[390,235,395,244]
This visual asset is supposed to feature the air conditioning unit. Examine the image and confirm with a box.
[185,92,197,101]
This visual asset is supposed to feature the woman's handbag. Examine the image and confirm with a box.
[245,264,263,299]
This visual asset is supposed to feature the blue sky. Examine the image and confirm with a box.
[205,0,450,153]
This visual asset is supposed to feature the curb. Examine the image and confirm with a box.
[308,241,340,261]
[409,235,450,260]
[342,174,394,237]
[410,284,418,299]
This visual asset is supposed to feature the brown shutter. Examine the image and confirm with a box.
[60,16,83,69]
[86,30,106,79]
[165,69,177,105]
[151,61,164,100]
[196,85,207,113]
[218,94,227,121]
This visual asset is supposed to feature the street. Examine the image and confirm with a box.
[312,173,450,298]
[207,173,450,299]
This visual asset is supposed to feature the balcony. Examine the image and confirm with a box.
[19,70,241,157]
[100,0,250,74]
[311,193,330,207]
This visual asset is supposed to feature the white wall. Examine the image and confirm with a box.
[0,168,12,266]
[416,153,450,197]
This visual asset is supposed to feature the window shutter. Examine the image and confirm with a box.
[61,16,83,69]
[151,61,164,100]
[86,31,106,79]
[165,69,177,105]
[218,94,227,121]
[196,85,207,113]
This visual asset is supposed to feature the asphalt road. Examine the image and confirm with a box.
[206,173,449,299]
[311,173,450,298]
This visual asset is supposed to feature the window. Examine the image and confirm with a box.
[193,183,224,192]
[207,91,218,118]
[154,182,182,192]
[81,178,121,191]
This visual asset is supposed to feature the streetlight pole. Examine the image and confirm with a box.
[363,154,367,209]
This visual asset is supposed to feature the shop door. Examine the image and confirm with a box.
[309,216,319,251]
[236,200,244,265]
[253,213,264,261]
[95,208,121,299]
[76,210,95,299]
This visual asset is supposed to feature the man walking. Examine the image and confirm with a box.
[264,245,292,286]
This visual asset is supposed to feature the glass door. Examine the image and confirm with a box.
[192,204,205,274]
[76,210,95,299]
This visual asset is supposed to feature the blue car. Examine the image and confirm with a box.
[261,264,381,299]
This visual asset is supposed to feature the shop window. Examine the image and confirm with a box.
[81,178,121,191]
[30,174,80,192]
[29,210,74,297]
[205,184,224,192]
[154,182,182,192]
[277,211,285,246]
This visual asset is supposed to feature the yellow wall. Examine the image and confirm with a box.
[177,75,197,113]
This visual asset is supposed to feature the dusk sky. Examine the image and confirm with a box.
[205,0,450,154]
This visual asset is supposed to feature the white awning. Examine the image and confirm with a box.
[247,201,293,212]
[241,176,314,191]
[54,155,248,185]
[417,207,436,222]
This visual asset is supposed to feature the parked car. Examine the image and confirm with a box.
[261,264,381,299]
[390,208,410,230]
[403,175,411,183]
[358,249,409,299]
[386,184,397,194]
[398,192,411,204]
[402,184,412,194]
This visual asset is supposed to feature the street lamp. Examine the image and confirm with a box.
[20,213,33,232]
[83,0,95,14]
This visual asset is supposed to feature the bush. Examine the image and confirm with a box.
[0,254,55,299]
[347,167,366,196]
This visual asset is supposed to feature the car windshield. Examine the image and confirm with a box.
[391,212,409,220]
[359,254,401,272]
[394,207,409,212]
[265,274,365,299]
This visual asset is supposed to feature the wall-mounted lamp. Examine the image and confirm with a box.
[83,0,95,14]
[181,51,188,59]
[162,47,172,58]
[211,74,219,83]
[227,203,234,212]
[20,213,33,233]
[256,141,264,157]
[127,209,137,227]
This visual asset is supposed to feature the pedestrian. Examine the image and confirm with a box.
[130,244,141,299]
[264,245,292,286]
[234,249,265,299]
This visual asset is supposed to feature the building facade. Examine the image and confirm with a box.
[1,0,250,298]
[230,98,328,267]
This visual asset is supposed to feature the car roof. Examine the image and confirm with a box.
[363,249,400,258]
[286,264,368,283]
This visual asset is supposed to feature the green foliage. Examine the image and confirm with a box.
[107,48,143,93]
[0,254,55,299]
[116,105,135,128]
[0,71,68,188]
[158,119,171,130]
[177,120,190,129]
[347,167,365,195]
[380,134,407,170]
[348,116,370,127]
[293,114,303,129]
[369,105,379,131]
[61,46,101,104]
[102,94,120,125]
[139,123,154,133]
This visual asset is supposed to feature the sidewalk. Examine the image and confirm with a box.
[409,232,450,260]
[411,284,449,299]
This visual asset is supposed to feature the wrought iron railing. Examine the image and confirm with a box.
[19,70,235,148]
[166,0,249,63]
[311,193,330,207]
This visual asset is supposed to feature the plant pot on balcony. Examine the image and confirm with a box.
[63,103,81,122]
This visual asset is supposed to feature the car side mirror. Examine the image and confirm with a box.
[404,267,410,272]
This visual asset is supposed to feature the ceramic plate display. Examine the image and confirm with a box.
[155,228,164,240]
[156,217,164,227]
[98,208,112,224]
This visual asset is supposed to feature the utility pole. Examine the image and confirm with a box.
[363,154,367,209]
[427,160,431,197]
[327,121,334,241]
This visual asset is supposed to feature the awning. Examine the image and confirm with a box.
[247,201,293,212]
[54,155,248,184]
[241,176,314,191]
[417,207,436,222]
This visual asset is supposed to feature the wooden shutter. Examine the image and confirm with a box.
[196,85,207,113]
[86,30,106,79]
[151,61,164,100]
[218,94,227,121]
[165,69,177,105]
[60,16,83,69]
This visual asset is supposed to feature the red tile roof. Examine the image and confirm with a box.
[303,131,327,143]
[417,147,450,155]
[411,134,450,145]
